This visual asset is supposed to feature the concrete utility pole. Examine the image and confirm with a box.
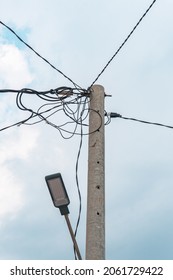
[86,84,105,260]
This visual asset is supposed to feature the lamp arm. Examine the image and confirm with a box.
[64,214,82,260]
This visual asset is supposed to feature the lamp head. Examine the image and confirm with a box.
[45,173,70,215]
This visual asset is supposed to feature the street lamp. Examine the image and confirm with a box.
[45,173,70,215]
[45,173,82,260]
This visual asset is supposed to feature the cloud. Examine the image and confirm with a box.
[0,126,40,227]
[0,127,39,162]
[0,165,24,225]
[0,44,33,88]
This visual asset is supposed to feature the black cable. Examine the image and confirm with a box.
[0,115,33,132]
[1,87,97,137]
[89,0,157,88]
[0,89,19,93]
[74,117,83,260]
[0,21,81,89]
[109,112,173,130]
[73,95,91,260]
[122,117,173,130]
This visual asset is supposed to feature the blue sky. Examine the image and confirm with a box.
[0,0,173,260]
[0,26,30,49]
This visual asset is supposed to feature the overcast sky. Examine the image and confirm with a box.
[0,0,173,260]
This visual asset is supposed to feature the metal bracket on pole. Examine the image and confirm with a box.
[86,84,105,260]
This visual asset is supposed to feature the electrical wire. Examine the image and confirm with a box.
[0,87,90,135]
[74,114,83,260]
[89,0,157,88]
[108,112,173,130]
[0,21,81,89]
[0,88,104,137]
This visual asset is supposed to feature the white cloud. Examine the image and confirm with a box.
[0,165,24,225]
[0,27,36,228]
[0,126,40,226]
[0,127,39,163]
[0,44,33,88]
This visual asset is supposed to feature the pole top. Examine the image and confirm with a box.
[91,84,104,91]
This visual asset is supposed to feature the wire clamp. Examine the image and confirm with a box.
[105,112,122,118]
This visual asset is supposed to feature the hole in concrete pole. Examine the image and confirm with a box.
[97,212,100,216]
[96,185,100,189]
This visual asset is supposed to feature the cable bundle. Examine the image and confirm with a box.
[0,87,93,138]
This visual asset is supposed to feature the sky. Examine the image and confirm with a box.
[0,0,173,260]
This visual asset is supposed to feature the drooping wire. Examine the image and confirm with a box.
[0,87,90,136]
[74,113,83,260]
[0,87,105,138]
[89,0,157,88]
[0,115,33,132]
[108,112,173,130]
[0,21,81,89]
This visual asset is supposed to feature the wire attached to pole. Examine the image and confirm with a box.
[107,112,173,130]
[0,21,81,89]
[89,0,157,88]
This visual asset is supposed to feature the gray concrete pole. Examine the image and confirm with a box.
[86,84,105,260]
